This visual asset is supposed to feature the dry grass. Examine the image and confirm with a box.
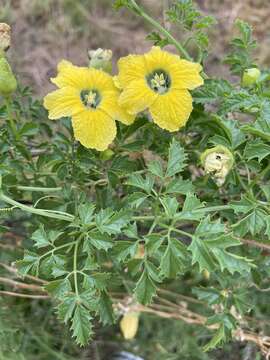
[1,0,270,96]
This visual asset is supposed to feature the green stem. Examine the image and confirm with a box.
[160,223,192,238]
[133,215,156,221]
[73,240,80,297]
[39,241,77,262]
[0,192,74,222]
[249,162,270,189]
[15,185,62,192]
[129,0,192,60]
[5,97,17,138]
[183,204,232,214]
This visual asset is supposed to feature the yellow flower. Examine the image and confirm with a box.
[43,60,134,151]
[116,46,203,132]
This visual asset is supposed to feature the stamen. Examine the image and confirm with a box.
[80,89,101,109]
[147,69,171,95]
[86,91,97,107]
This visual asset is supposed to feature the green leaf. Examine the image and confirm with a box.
[160,196,178,218]
[233,209,266,236]
[212,248,253,274]
[45,278,72,299]
[126,173,155,194]
[196,217,225,236]
[16,251,40,276]
[188,236,216,272]
[230,197,254,214]
[244,140,270,162]
[31,225,50,248]
[183,193,204,212]
[78,203,95,225]
[166,139,187,177]
[135,269,156,305]
[127,192,148,208]
[145,261,161,283]
[203,324,226,352]
[19,122,39,136]
[41,254,67,278]
[189,219,253,274]
[165,178,194,194]
[193,287,221,305]
[83,273,111,291]
[113,241,138,262]
[145,234,164,255]
[96,208,130,235]
[265,216,270,238]
[160,238,187,278]
[98,292,115,325]
[193,79,233,105]
[123,222,138,238]
[57,294,77,324]
[71,304,93,346]
[147,160,164,178]
[87,231,113,251]
[0,225,9,233]
[179,193,205,220]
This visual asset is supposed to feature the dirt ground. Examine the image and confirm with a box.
[1,0,270,96]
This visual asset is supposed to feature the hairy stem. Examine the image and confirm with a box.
[129,0,192,60]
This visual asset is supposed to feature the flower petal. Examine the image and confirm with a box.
[144,47,203,90]
[117,55,146,88]
[170,59,203,90]
[118,79,157,114]
[52,61,115,92]
[149,89,193,132]
[71,110,117,151]
[43,87,83,119]
[100,90,135,125]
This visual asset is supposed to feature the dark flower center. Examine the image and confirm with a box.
[80,89,101,109]
[146,69,171,94]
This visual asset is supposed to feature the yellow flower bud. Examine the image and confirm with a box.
[0,56,17,97]
[242,68,261,87]
[201,145,234,186]
[120,312,140,340]
[0,23,11,51]
[88,48,112,73]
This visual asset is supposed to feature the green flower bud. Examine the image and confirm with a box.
[0,56,17,97]
[201,145,234,186]
[100,149,114,161]
[242,68,261,87]
[0,23,11,51]
[88,48,112,73]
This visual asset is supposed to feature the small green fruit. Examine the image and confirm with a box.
[100,149,114,161]
[0,56,17,97]
[242,68,261,87]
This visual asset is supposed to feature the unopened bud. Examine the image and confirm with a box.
[120,312,139,340]
[100,148,114,161]
[220,289,229,298]
[242,68,261,87]
[0,56,17,97]
[88,48,112,73]
[201,145,234,186]
[0,23,11,51]
[202,269,210,280]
